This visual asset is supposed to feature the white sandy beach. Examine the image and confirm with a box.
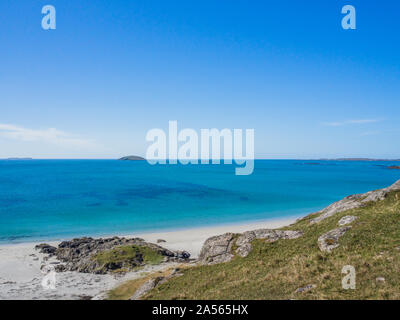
[0,217,297,300]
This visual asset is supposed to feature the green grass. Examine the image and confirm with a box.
[94,245,164,271]
[137,191,400,300]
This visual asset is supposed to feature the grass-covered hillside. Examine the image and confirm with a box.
[94,245,164,273]
[112,188,400,300]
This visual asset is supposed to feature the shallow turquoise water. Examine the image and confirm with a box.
[0,160,399,243]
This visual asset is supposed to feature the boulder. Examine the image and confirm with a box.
[295,284,316,293]
[317,227,351,252]
[34,243,57,256]
[236,243,252,258]
[118,155,145,161]
[338,215,358,226]
[198,229,303,265]
[198,233,235,265]
[175,251,191,260]
[234,229,303,258]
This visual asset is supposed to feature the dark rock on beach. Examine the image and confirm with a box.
[296,284,316,293]
[176,250,191,260]
[35,243,57,255]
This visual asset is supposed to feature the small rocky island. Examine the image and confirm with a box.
[388,166,400,170]
[35,237,190,274]
[118,155,145,161]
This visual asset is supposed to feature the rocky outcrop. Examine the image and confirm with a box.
[338,215,358,226]
[37,237,190,274]
[388,166,400,170]
[175,251,191,260]
[310,179,400,224]
[198,233,236,265]
[235,229,303,258]
[130,268,184,300]
[35,243,57,255]
[317,227,351,252]
[376,277,385,283]
[198,229,303,265]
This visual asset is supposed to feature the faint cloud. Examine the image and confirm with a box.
[322,119,381,127]
[359,131,380,137]
[0,124,96,148]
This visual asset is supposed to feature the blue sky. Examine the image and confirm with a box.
[0,0,399,159]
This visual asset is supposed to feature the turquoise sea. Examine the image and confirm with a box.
[0,160,399,244]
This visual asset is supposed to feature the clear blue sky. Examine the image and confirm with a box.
[1,0,399,159]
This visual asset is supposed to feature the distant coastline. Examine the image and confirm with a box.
[2,157,33,160]
[1,157,400,161]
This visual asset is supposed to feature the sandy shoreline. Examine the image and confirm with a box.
[0,216,298,300]
[129,216,299,258]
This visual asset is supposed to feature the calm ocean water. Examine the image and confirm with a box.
[0,160,399,244]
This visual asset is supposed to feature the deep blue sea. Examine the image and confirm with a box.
[0,160,399,244]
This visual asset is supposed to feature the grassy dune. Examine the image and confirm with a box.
[94,245,164,273]
[129,190,400,300]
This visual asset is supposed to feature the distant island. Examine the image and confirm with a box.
[118,155,145,161]
[3,157,33,160]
